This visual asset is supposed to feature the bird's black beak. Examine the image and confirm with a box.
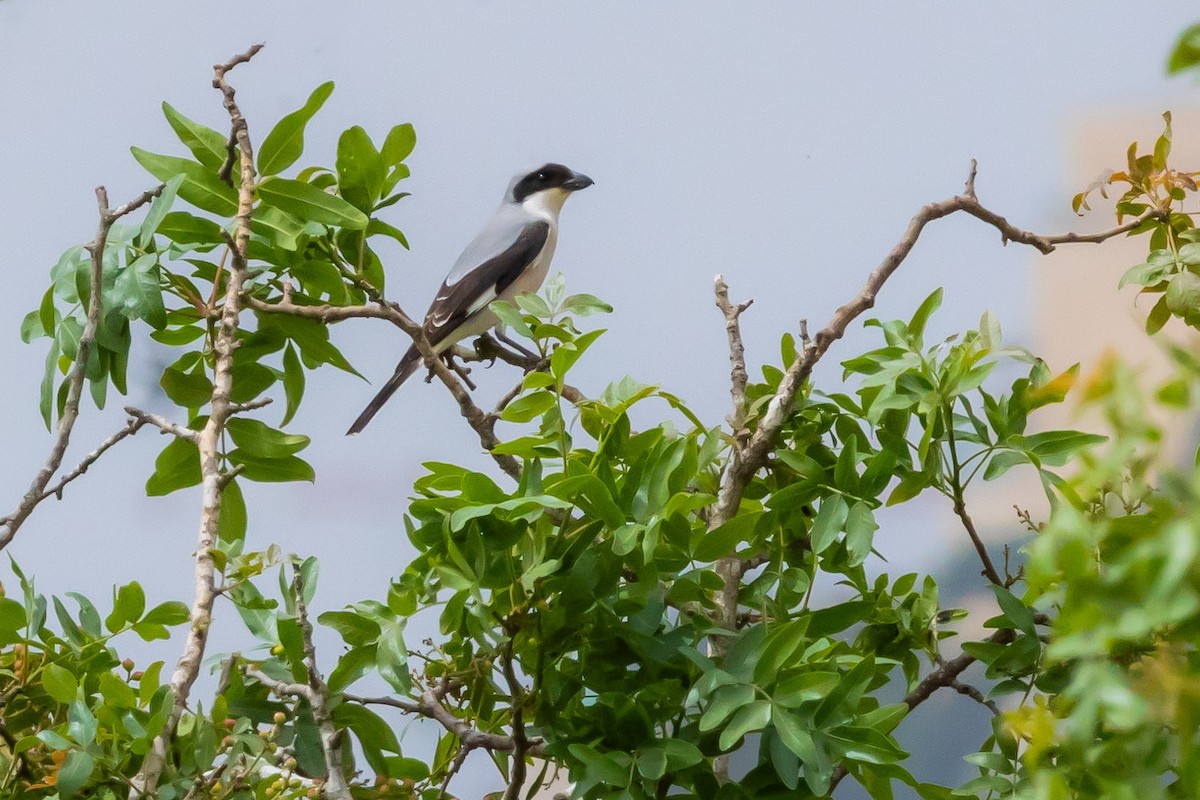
[562,172,594,191]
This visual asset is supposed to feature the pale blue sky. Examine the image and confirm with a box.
[1,3,1197,794]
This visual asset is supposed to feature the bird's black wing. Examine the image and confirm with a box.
[423,220,550,345]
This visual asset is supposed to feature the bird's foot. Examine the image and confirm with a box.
[472,333,500,367]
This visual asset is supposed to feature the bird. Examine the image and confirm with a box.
[346,162,594,434]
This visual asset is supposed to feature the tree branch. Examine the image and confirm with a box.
[829,628,1015,791]
[953,494,1005,587]
[708,160,1166,535]
[124,406,199,443]
[0,184,162,551]
[134,43,262,797]
[711,277,754,678]
[344,687,546,758]
[290,563,351,800]
[501,648,530,800]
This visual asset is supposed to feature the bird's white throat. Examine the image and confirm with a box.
[521,187,570,220]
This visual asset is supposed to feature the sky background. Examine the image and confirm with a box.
[1,3,1199,796]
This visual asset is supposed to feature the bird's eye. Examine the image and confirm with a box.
[537,172,548,181]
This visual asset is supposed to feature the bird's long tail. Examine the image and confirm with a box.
[346,345,422,435]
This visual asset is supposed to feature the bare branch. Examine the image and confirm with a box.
[711,276,754,676]
[344,688,546,758]
[124,406,199,443]
[0,184,162,551]
[501,648,529,800]
[229,397,273,415]
[953,494,1005,587]
[714,275,753,449]
[708,162,1165,535]
[134,43,263,798]
[20,417,145,508]
[948,679,1002,715]
[245,667,311,701]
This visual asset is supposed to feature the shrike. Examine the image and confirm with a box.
[347,162,593,434]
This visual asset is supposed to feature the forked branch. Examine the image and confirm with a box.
[0,185,163,550]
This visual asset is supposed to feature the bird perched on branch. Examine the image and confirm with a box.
[347,163,593,434]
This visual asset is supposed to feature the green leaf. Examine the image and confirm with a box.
[258,177,368,230]
[227,451,315,483]
[0,597,27,637]
[990,584,1036,635]
[40,339,60,429]
[42,663,78,704]
[700,683,755,732]
[637,746,668,780]
[844,501,879,566]
[218,477,247,542]
[1166,271,1200,322]
[114,254,168,329]
[376,621,410,694]
[281,343,305,426]
[161,102,228,170]
[907,288,942,342]
[99,672,137,709]
[226,417,310,458]
[695,512,761,562]
[106,581,146,631]
[56,750,94,798]
[145,436,201,496]
[336,125,386,213]
[138,174,184,248]
[774,672,841,707]
[1147,294,1171,335]
[367,218,410,249]
[157,211,225,247]
[160,365,212,408]
[250,206,305,251]
[810,495,848,554]
[258,81,335,175]
[719,699,772,750]
[500,390,557,423]
[1168,22,1200,75]
[141,601,190,626]
[130,147,237,217]
[381,122,416,166]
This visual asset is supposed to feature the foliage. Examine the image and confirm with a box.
[4,45,1200,800]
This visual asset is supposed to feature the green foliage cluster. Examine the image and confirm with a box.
[6,50,1200,800]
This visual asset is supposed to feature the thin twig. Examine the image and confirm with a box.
[953,495,1004,586]
[229,397,273,414]
[343,690,546,757]
[33,417,147,503]
[948,679,1002,715]
[0,184,162,550]
[124,407,200,443]
[501,648,529,800]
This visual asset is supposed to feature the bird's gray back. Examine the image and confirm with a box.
[444,203,548,287]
